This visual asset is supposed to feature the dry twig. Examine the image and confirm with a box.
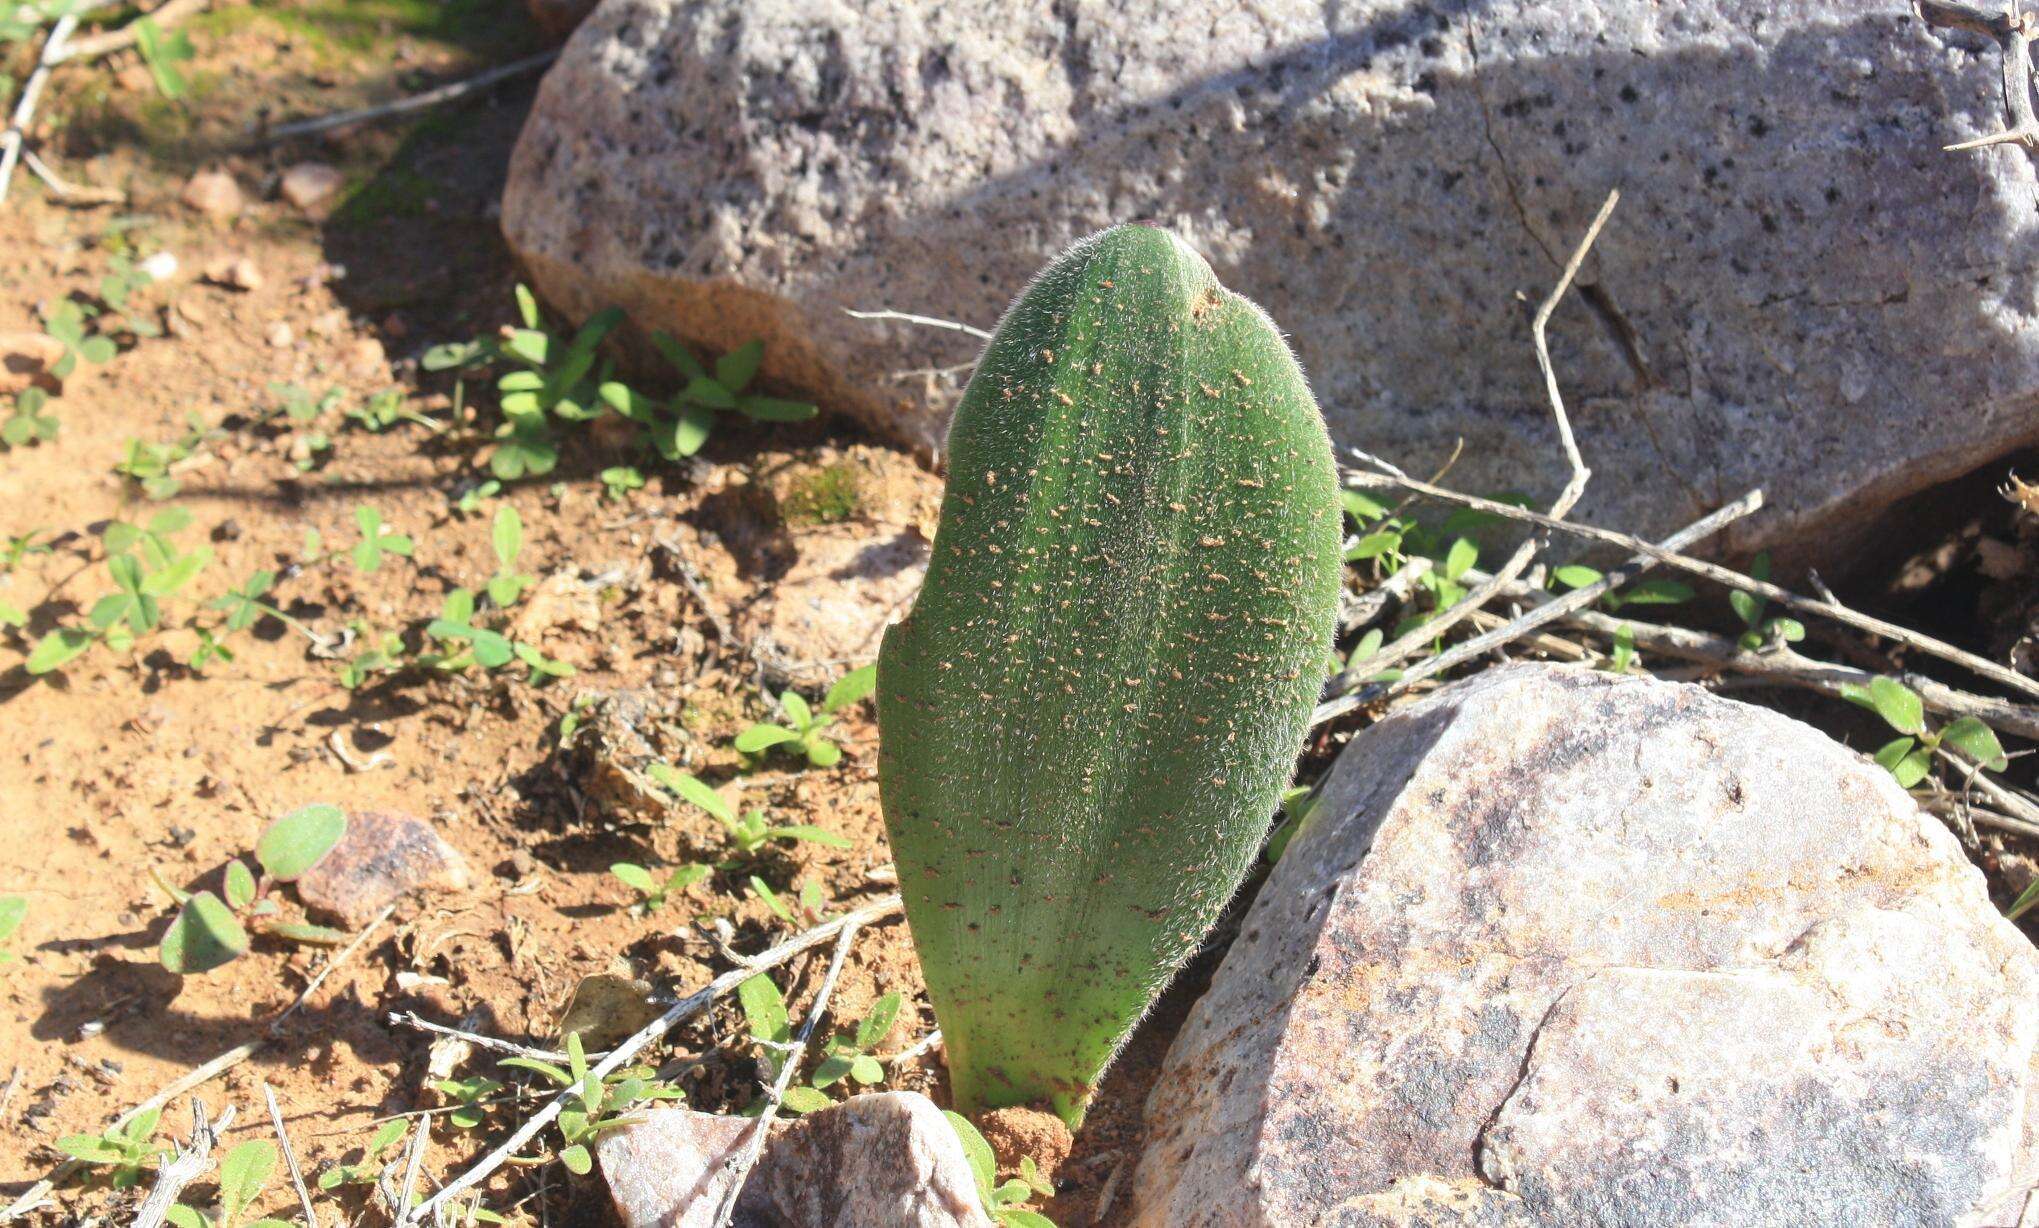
[404,895,902,1226]
[1344,465,2039,702]
[264,1082,319,1228]
[132,1100,234,1228]
[253,50,561,144]
[389,1011,584,1063]
[1919,0,2039,150]
[0,11,81,207]
[842,308,994,341]
[710,912,863,1227]
[1314,491,1764,724]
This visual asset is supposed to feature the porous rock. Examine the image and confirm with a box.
[1127,664,2039,1227]
[294,810,470,928]
[597,1092,990,1227]
[504,0,2039,562]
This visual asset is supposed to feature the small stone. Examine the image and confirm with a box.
[203,256,263,291]
[597,1093,991,1228]
[264,321,294,348]
[342,336,386,378]
[307,307,347,338]
[729,526,928,687]
[138,251,179,282]
[279,161,343,210]
[179,168,243,219]
[294,811,470,929]
[0,331,67,395]
[1128,664,2039,1227]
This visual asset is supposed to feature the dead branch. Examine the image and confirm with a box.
[252,50,561,145]
[132,1101,234,1228]
[1331,190,1615,689]
[711,912,863,1227]
[388,1011,584,1063]
[263,1082,319,1228]
[404,894,903,1226]
[842,308,994,341]
[1314,490,1764,724]
[1919,0,2039,150]
[0,11,82,207]
[1345,465,2039,702]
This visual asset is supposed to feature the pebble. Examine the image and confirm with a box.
[180,168,244,219]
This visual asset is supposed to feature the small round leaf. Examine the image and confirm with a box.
[255,804,348,881]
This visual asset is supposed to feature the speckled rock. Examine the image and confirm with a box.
[293,811,469,928]
[597,1092,990,1228]
[503,1,2039,561]
[729,525,927,687]
[1127,664,2039,1228]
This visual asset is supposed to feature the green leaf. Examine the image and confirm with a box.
[499,1056,573,1086]
[849,1054,885,1084]
[856,992,903,1049]
[812,1054,856,1087]
[223,860,256,910]
[26,626,93,674]
[560,1143,592,1175]
[492,506,523,570]
[264,922,350,946]
[160,890,249,973]
[1345,529,1401,561]
[217,1140,276,1224]
[647,764,734,822]
[1941,716,2010,771]
[670,403,715,457]
[734,723,801,753]
[943,1111,997,1192]
[55,1134,126,1162]
[735,396,818,423]
[715,340,765,392]
[1618,579,1694,606]
[738,974,789,1044]
[781,691,814,729]
[998,1212,1059,1228]
[779,1086,833,1115]
[514,285,541,330]
[805,738,843,768]
[611,863,657,895]
[1873,736,1933,788]
[255,804,348,881]
[1443,537,1478,582]
[1728,589,1763,629]
[1844,676,1926,736]
[2007,878,2039,922]
[681,376,736,411]
[78,335,117,364]
[0,895,24,945]
[651,333,707,380]
[163,1207,206,1228]
[1551,564,1602,590]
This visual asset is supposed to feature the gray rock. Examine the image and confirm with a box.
[1126,664,2039,1227]
[730,525,927,687]
[294,811,469,928]
[597,1092,990,1228]
[502,0,2039,561]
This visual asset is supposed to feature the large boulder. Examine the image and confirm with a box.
[1126,664,2039,1227]
[502,0,2036,559]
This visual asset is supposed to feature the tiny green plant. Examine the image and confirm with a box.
[1549,565,1694,612]
[453,479,503,516]
[26,510,212,674]
[1729,553,1805,650]
[3,386,58,447]
[157,804,350,974]
[943,1111,1058,1227]
[0,894,24,963]
[811,990,901,1091]
[113,413,216,500]
[346,388,437,433]
[351,505,414,573]
[434,1075,506,1129]
[609,861,712,912]
[1841,675,2009,789]
[1,528,50,572]
[486,505,534,606]
[133,16,195,100]
[734,973,831,1113]
[734,665,876,767]
[165,1138,285,1228]
[498,1032,677,1174]
[646,763,851,861]
[317,1119,408,1190]
[55,1108,169,1188]
[43,299,117,378]
[601,335,817,461]
[600,465,644,501]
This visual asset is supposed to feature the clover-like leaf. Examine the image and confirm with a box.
[255,804,347,881]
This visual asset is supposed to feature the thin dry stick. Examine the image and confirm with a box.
[710,914,863,1227]
[842,308,994,341]
[881,1028,944,1066]
[132,1100,234,1228]
[1919,0,2039,150]
[1462,569,2039,741]
[1330,190,1616,690]
[264,1082,319,1228]
[395,1110,431,1225]
[0,11,81,207]
[389,1011,580,1063]
[254,50,561,144]
[0,903,394,1222]
[1344,465,2039,703]
[404,895,903,1226]
[1314,491,1764,724]
[20,148,123,205]
[1342,556,1431,632]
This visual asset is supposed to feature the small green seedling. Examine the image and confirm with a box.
[351,506,413,573]
[1729,553,1804,650]
[601,335,817,461]
[133,16,194,99]
[56,1108,170,1188]
[943,1112,1058,1227]
[647,764,851,860]
[26,510,212,674]
[421,589,574,684]
[609,861,711,913]
[453,479,503,516]
[346,388,437,433]
[486,505,534,606]
[1549,565,1694,613]
[165,1138,286,1228]
[734,665,875,767]
[498,1032,677,1174]
[434,1075,506,1130]
[811,991,900,1091]
[336,627,406,690]
[735,974,830,1113]
[600,466,644,501]
[3,387,58,447]
[1,528,50,572]
[43,299,117,377]
[317,1119,408,1190]
[0,895,23,964]
[1841,675,2009,789]
[157,804,350,974]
